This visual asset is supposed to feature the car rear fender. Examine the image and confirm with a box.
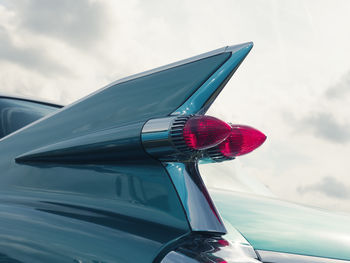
[0,43,253,262]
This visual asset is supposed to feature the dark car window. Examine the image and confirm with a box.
[0,98,60,139]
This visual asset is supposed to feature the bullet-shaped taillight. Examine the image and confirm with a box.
[183,116,232,150]
[214,125,266,159]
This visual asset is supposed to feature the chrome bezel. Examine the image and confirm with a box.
[141,115,201,161]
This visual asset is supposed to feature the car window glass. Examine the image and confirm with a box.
[0,98,59,139]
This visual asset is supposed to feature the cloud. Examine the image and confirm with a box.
[0,26,68,76]
[298,176,350,199]
[297,112,350,143]
[325,71,350,100]
[8,0,109,48]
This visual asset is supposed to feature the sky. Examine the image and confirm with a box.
[0,0,350,212]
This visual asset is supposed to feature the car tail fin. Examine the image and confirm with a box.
[0,43,254,240]
[12,42,253,164]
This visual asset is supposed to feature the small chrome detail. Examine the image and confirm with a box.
[141,115,197,161]
[169,115,193,154]
[141,116,176,160]
[160,235,260,263]
[142,117,174,133]
[205,147,235,162]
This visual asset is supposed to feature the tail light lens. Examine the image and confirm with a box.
[218,125,266,158]
[183,116,231,150]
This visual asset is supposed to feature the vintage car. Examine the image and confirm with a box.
[0,42,349,263]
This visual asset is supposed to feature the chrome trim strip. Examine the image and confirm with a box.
[256,250,350,263]
[142,117,175,133]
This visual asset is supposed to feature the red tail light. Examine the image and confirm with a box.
[218,125,266,158]
[183,116,231,150]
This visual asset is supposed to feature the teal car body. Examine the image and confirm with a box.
[0,42,349,263]
[212,190,350,261]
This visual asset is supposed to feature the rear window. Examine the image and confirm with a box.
[0,98,60,139]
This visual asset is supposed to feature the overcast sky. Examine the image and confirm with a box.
[1,0,350,212]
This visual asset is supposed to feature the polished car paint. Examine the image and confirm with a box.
[211,189,350,261]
